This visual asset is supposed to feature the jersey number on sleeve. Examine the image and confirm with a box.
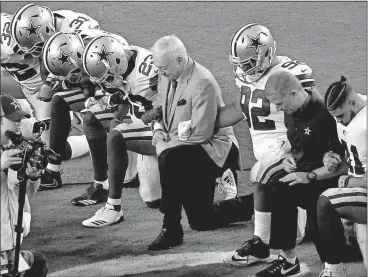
[1,22,12,46]
[138,54,154,77]
[69,16,89,31]
[340,139,365,175]
[281,60,305,70]
[2,63,38,82]
[241,86,276,131]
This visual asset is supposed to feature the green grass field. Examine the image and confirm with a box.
[1,1,367,276]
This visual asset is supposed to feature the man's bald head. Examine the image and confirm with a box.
[265,71,304,98]
[264,71,309,114]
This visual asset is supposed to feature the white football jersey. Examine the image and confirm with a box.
[1,12,42,93]
[337,105,367,177]
[1,10,101,92]
[118,45,159,123]
[54,10,100,35]
[78,28,129,46]
[235,56,316,160]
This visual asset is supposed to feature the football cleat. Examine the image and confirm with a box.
[39,169,62,191]
[217,168,238,200]
[71,183,108,207]
[253,255,300,277]
[82,203,124,228]
[223,236,272,267]
[147,227,184,251]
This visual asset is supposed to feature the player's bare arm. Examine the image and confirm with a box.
[215,89,244,128]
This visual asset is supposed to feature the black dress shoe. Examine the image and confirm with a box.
[145,199,161,209]
[147,228,183,251]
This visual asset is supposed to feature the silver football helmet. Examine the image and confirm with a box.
[83,35,129,89]
[43,32,85,83]
[11,3,55,57]
[229,23,277,83]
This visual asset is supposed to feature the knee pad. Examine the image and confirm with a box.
[138,155,161,202]
[51,95,69,115]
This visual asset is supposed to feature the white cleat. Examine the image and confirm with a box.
[82,203,124,228]
[217,168,238,200]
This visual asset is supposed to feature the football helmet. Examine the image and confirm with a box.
[83,35,129,89]
[43,32,85,83]
[11,3,55,57]
[229,23,277,83]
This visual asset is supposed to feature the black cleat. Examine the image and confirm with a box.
[39,169,62,191]
[71,183,108,207]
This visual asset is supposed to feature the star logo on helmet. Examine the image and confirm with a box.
[22,19,41,38]
[10,99,21,110]
[93,45,113,65]
[246,34,266,52]
[53,49,73,68]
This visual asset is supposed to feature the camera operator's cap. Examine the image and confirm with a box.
[0,94,30,122]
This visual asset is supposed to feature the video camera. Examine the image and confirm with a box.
[4,131,58,172]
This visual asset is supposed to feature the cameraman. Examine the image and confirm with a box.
[1,94,48,277]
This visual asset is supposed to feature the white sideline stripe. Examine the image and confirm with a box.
[49,252,311,277]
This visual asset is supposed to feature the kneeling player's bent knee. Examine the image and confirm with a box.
[83,111,97,126]
[51,95,69,114]
[317,195,333,216]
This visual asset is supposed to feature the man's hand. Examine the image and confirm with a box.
[152,130,169,146]
[37,84,55,102]
[1,149,23,170]
[323,151,342,173]
[279,172,310,186]
[141,106,163,125]
[282,153,297,173]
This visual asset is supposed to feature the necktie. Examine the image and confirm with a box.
[168,80,178,114]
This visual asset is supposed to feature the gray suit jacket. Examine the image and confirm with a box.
[155,58,238,168]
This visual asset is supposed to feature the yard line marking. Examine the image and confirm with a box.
[49,251,311,277]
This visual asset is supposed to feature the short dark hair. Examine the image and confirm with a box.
[325,76,351,111]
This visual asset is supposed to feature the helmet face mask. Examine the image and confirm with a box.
[229,23,277,83]
[43,32,85,84]
[83,35,129,91]
[11,3,55,57]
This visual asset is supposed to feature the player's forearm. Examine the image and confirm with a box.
[215,103,244,128]
[314,162,349,180]
[346,176,367,188]
[346,172,367,188]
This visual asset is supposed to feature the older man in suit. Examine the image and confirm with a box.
[147,35,253,251]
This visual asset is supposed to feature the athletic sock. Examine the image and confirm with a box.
[95,179,109,190]
[107,198,121,211]
[253,210,271,244]
[47,163,61,173]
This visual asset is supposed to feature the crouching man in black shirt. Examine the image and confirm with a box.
[250,71,348,277]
